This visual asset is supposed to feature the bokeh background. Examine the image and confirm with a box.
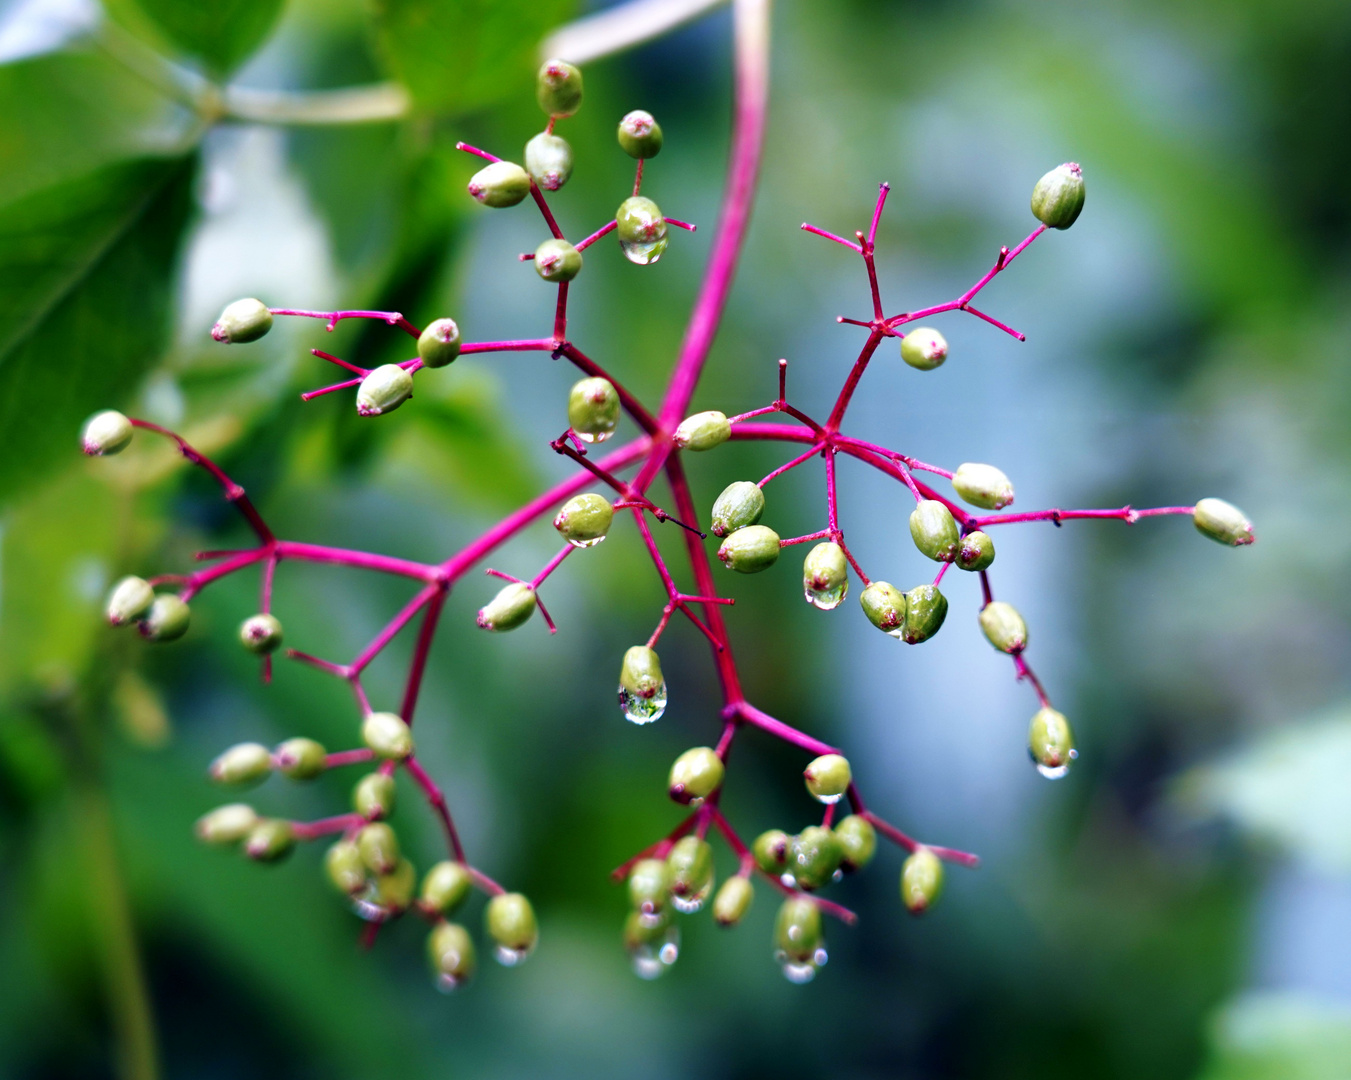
[2,0,1350,1076]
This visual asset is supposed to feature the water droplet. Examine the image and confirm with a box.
[1034,748,1078,780]
[778,957,819,984]
[804,581,848,610]
[575,429,612,444]
[630,925,680,979]
[780,872,797,889]
[618,680,668,724]
[350,889,389,922]
[670,877,713,914]
[811,791,844,806]
[830,869,844,884]
[494,944,532,967]
[813,947,829,966]
[435,973,468,993]
[620,237,668,265]
[566,534,608,549]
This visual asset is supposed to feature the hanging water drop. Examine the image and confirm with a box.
[493,944,531,967]
[618,680,668,724]
[620,237,668,265]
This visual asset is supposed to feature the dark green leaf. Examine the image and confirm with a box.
[101,0,286,76]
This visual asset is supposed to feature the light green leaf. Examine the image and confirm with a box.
[1197,992,1351,1080]
[101,0,287,76]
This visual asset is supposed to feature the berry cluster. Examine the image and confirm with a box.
[80,53,1253,990]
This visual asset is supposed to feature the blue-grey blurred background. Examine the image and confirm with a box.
[2,0,1349,1076]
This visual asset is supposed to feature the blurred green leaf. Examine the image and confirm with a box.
[102,0,286,76]
[1196,992,1351,1080]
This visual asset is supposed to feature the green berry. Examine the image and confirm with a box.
[900,327,948,370]
[978,600,1027,654]
[712,875,754,926]
[860,581,907,638]
[376,857,418,911]
[417,318,461,368]
[710,481,764,538]
[834,814,876,871]
[1029,707,1076,777]
[1193,498,1255,547]
[428,922,476,988]
[910,499,960,562]
[622,908,672,951]
[534,238,582,283]
[553,492,614,547]
[476,582,537,631]
[956,530,996,572]
[717,524,781,574]
[238,613,283,655]
[421,861,473,914]
[668,746,725,804]
[81,410,133,455]
[195,803,257,844]
[753,829,790,874]
[467,161,531,208]
[803,753,851,804]
[789,826,842,891]
[139,595,190,642]
[619,645,664,706]
[274,737,326,780]
[485,892,538,958]
[211,298,272,344]
[325,839,367,895]
[617,110,663,158]
[209,742,272,786]
[567,377,620,442]
[362,711,414,760]
[106,576,154,626]
[524,132,574,191]
[673,409,730,451]
[353,771,395,819]
[666,836,714,903]
[357,822,400,875]
[902,584,948,644]
[900,847,944,913]
[356,364,413,417]
[536,58,583,117]
[628,858,672,915]
[953,462,1015,510]
[803,541,849,610]
[1030,162,1085,230]
[243,819,295,862]
[616,195,668,246]
[774,897,822,963]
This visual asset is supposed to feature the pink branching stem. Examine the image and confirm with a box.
[736,702,838,757]
[633,158,644,195]
[979,570,995,606]
[860,809,980,868]
[974,505,1196,528]
[780,529,831,548]
[301,377,361,401]
[824,331,885,432]
[529,182,565,240]
[454,141,499,163]
[861,233,884,321]
[866,181,890,247]
[403,755,468,865]
[574,219,617,251]
[531,545,573,589]
[286,649,347,677]
[180,549,268,601]
[801,222,863,253]
[398,589,447,725]
[325,748,375,768]
[260,559,277,608]
[664,217,697,232]
[350,583,441,674]
[610,812,700,881]
[824,450,841,532]
[292,813,366,841]
[275,541,443,583]
[1012,652,1051,708]
[900,454,954,479]
[895,461,924,502]
[932,560,952,587]
[727,404,781,424]
[270,308,421,338]
[460,339,557,355]
[553,282,568,340]
[312,348,366,375]
[835,534,871,587]
[758,442,825,487]
[962,304,1025,341]
[954,225,1046,307]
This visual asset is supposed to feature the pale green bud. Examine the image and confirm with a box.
[712,875,754,926]
[803,754,851,803]
[467,161,531,208]
[417,318,461,368]
[710,480,764,538]
[421,861,473,914]
[753,829,790,874]
[717,524,781,573]
[535,238,582,283]
[139,595,190,642]
[536,59,583,117]
[860,581,906,637]
[620,646,663,700]
[568,377,619,442]
[362,711,414,760]
[803,542,849,610]
[668,746,725,804]
[774,897,822,962]
[376,857,418,911]
[428,922,476,987]
[910,499,961,562]
[81,410,133,455]
[209,742,272,786]
[357,822,400,875]
[524,132,574,191]
[553,492,614,547]
[485,892,538,956]
[274,737,326,780]
[616,196,667,246]
[1031,162,1085,230]
[1029,707,1076,776]
[106,576,154,626]
[673,409,730,451]
[617,110,663,159]
[978,600,1027,654]
[900,327,947,370]
[627,858,671,915]
[325,839,366,895]
[953,462,1015,509]
[211,298,272,344]
[902,584,948,644]
[195,803,257,844]
[238,613,283,655]
[1193,498,1255,547]
[956,530,996,572]
[667,836,714,901]
[476,582,537,631]
[900,847,944,913]
[834,814,876,871]
[356,364,413,417]
[789,826,843,891]
[353,771,395,819]
[243,819,295,862]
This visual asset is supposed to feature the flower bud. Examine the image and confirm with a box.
[238,613,283,655]
[628,858,671,915]
[616,195,668,264]
[139,595,190,642]
[803,542,849,610]
[712,875,754,927]
[325,839,367,895]
[668,746,725,804]
[274,737,326,780]
[421,860,473,915]
[953,462,1015,510]
[753,829,790,874]
[860,581,907,637]
[356,364,413,417]
[622,908,673,953]
[357,822,400,875]
[1028,707,1076,778]
[362,711,413,760]
[211,298,272,344]
[553,492,614,547]
[536,58,583,117]
[476,582,537,631]
[910,500,960,562]
[428,922,476,989]
[485,892,538,961]
[617,109,663,159]
[900,327,947,370]
[834,814,876,871]
[789,826,843,891]
[524,131,574,191]
[619,645,666,724]
[774,897,822,963]
[244,819,295,862]
[417,318,461,368]
[106,576,154,626]
[353,771,395,819]
[956,530,996,572]
[666,836,714,907]
[673,409,730,451]
[534,238,582,283]
[804,754,852,804]
[978,600,1027,654]
[1193,497,1255,547]
[81,410,133,455]
[717,524,781,574]
[567,377,620,443]
[195,803,257,844]
[209,742,272,787]
[1030,162,1085,230]
[902,584,948,644]
[376,858,418,911]
[467,161,531,208]
[710,481,764,538]
[900,847,944,913]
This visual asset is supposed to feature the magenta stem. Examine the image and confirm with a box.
[974,505,1195,528]
[531,545,573,588]
[404,755,466,863]
[271,308,420,338]
[736,702,838,757]
[758,442,824,487]
[801,222,863,252]
[350,583,441,674]
[574,219,617,252]
[325,748,375,768]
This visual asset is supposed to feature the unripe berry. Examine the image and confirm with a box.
[666,836,714,909]
[616,195,668,264]
[956,530,996,572]
[534,238,583,283]
[238,613,283,655]
[105,576,154,626]
[417,318,461,368]
[803,541,849,610]
[902,584,948,644]
[553,492,614,547]
[485,892,538,962]
[376,858,418,911]
[274,737,326,780]
[953,462,1015,510]
[325,839,367,895]
[618,645,666,724]
[710,480,764,537]
[357,822,400,875]
[536,58,583,117]
[243,819,295,862]
[627,858,672,915]
[900,327,948,370]
[717,524,781,574]
[617,110,663,158]
[1030,162,1085,230]
[1028,707,1076,778]
[668,746,725,804]
[1193,498,1255,547]
[356,364,413,417]
[567,376,620,443]
[524,131,574,191]
[789,825,843,891]
[428,921,476,989]
[900,847,944,913]
[467,161,531,208]
[752,829,790,874]
[774,897,823,963]
[803,754,851,803]
[978,600,1027,654]
[139,595,190,642]
[834,814,876,871]
[353,771,396,818]
[211,298,272,343]
[421,861,473,915]
[195,803,258,844]
[860,581,907,637]
[712,875,754,927]
[673,409,730,451]
[81,410,134,455]
[623,908,673,953]
[209,742,272,786]
[476,582,537,631]
[362,711,414,760]
[909,500,960,562]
